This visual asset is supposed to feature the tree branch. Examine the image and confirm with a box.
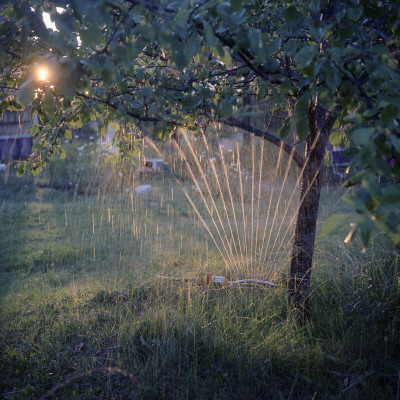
[5,50,21,59]
[218,117,305,169]
[77,92,160,122]
[76,91,185,126]
[330,58,375,109]
[78,89,304,168]
[98,4,135,55]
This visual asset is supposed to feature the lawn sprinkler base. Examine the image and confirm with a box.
[158,274,277,289]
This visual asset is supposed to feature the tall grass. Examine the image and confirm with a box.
[0,130,399,399]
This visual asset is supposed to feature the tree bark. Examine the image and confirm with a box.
[288,106,336,320]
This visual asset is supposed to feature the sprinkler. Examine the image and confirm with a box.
[158,274,277,289]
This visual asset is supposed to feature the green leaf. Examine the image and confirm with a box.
[7,100,24,112]
[75,118,83,129]
[44,88,55,123]
[4,7,15,18]
[30,124,39,135]
[218,98,233,119]
[256,82,268,101]
[325,67,341,91]
[138,86,153,98]
[102,60,116,84]
[216,46,232,65]
[110,122,120,130]
[378,99,390,109]
[376,186,400,213]
[203,21,217,47]
[187,123,197,132]
[295,94,309,140]
[356,144,374,169]
[127,39,145,60]
[59,147,66,159]
[389,230,400,245]
[184,33,200,61]
[172,47,187,69]
[16,80,34,105]
[32,167,40,177]
[389,12,400,36]
[247,28,262,57]
[343,194,367,213]
[182,95,201,111]
[362,108,379,118]
[154,123,173,141]
[356,215,375,247]
[343,171,365,187]
[52,12,74,35]
[322,214,353,235]
[381,104,398,125]
[308,0,321,12]
[309,24,331,42]
[64,129,72,140]
[296,94,309,120]
[347,7,363,22]
[350,127,375,146]
[263,58,279,72]
[332,119,340,129]
[16,164,26,177]
[360,228,373,248]
[329,130,342,146]
[294,45,317,69]
[296,118,308,141]
[263,37,282,59]
[174,9,190,29]
[141,23,155,41]
[390,134,400,154]
[80,23,102,47]
[371,157,391,177]
[284,5,300,28]
[231,0,244,11]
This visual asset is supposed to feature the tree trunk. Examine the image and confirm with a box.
[288,106,336,320]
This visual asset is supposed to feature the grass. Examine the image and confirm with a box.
[0,131,399,399]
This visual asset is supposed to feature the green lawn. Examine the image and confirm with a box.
[0,137,399,399]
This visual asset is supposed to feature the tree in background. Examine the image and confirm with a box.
[1,0,399,319]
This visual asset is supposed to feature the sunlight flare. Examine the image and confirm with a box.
[37,66,49,81]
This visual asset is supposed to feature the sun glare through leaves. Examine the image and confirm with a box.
[37,66,49,82]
